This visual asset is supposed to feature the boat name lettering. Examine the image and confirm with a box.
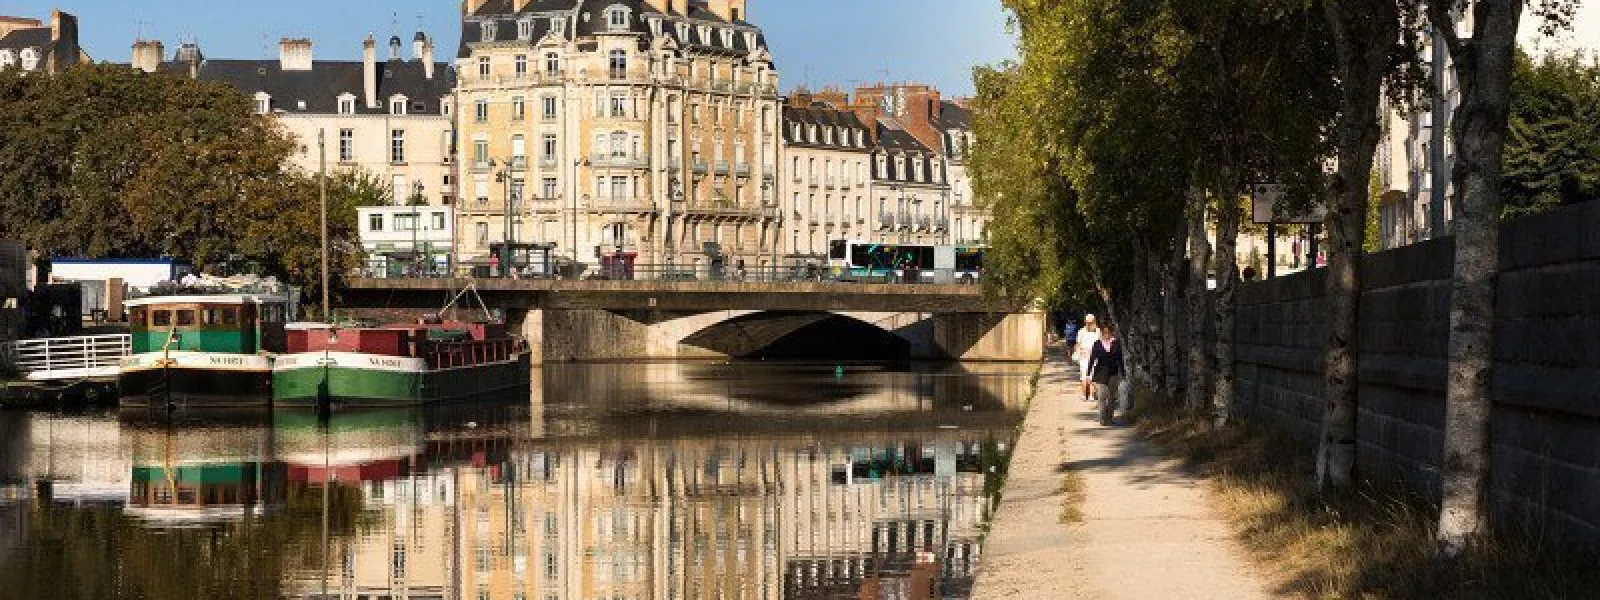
[208,356,248,366]
[369,358,406,368]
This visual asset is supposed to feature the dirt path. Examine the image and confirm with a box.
[971,355,1274,599]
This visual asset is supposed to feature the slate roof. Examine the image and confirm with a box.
[0,27,50,52]
[460,0,767,59]
[873,117,941,184]
[159,58,456,116]
[782,103,871,153]
[937,100,971,130]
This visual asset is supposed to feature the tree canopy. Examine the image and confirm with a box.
[0,64,372,298]
[1502,49,1600,217]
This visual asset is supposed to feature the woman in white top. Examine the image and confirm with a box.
[1072,314,1101,402]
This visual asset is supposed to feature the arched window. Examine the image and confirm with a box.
[0,50,14,69]
[608,49,627,80]
[19,48,38,71]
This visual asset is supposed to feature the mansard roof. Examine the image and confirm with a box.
[154,58,456,116]
[937,100,972,131]
[781,103,871,153]
[460,0,768,59]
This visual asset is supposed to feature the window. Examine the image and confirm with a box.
[610,132,628,159]
[611,176,629,199]
[220,308,237,325]
[477,56,490,78]
[542,96,557,119]
[152,310,172,327]
[175,310,196,326]
[608,49,627,79]
[542,177,558,199]
[607,7,630,30]
[389,96,407,115]
[512,134,526,167]
[518,19,533,40]
[338,129,354,162]
[473,140,489,168]
[0,50,13,69]
[512,96,526,120]
[542,134,557,159]
[475,99,488,123]
[610,95,627,118]
[368,213,384,232]
[544,52,560,75]
[476,222,489,242]
[480,21,497,42]
[254,94,271,115]
[18,48,37,71]
[514,54,528,77]
[390,130,406,163]
[337,95,355,115]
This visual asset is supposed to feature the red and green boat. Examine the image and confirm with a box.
[271,321,530,407]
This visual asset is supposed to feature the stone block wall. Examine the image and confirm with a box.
[1234,200,1600,548]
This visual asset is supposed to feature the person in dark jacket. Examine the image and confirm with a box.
[1086,322,1126,426]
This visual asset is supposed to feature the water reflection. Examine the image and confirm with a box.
[0,361,1029,599]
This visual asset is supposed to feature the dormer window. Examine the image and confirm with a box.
[296,100,307,111]
[0,50,14,69]
[676,23,689,41]
[606,6,631,31]
[697,25,712,44]
[823,127,833,145]
[337,94,356,115]
[389,95,409,115]
[720,29,734,47]
[743,32,757,49]
[518,18,534,40]
[480,21,498,42]
[807,126,817,144]
[18,48,38,71]
[647,17,662,37]
[551,18,566,35]
[253,92,271,115]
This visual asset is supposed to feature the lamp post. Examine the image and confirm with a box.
[494,160,517,277]
[760,179,772,274]
[411,182,424,276]
[666,176,682,272]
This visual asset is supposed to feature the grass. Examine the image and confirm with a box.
[1058,465,1086,524]
[1137,399,1600,599]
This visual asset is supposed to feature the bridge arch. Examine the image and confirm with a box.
[655,310,935,360]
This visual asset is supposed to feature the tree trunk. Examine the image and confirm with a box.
[1212,182,1242,427]
[1185,191,1212,412]
[1316,2,1397,491]
[1163,240,1188,402]
[1434,0,1522,558]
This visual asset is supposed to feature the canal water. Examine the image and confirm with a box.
[0,361,1029,600]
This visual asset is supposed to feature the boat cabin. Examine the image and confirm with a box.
[286,322,521,368]
[125,294,289,354]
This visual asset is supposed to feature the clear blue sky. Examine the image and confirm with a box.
[12,0,1016,97]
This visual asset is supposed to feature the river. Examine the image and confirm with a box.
[0,361,1030,599]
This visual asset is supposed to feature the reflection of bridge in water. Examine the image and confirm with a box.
[346,278,1046,363]
[0,362,1029,600]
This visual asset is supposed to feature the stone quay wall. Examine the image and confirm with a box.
[1233,199,1600,548]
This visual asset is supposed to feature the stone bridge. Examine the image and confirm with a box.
[343,279,1045,363]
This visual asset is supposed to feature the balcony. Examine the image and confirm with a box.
[878,213,895,231]
[538,157,559,169]
[682,199,763,218]
[692,157,709,174]
[509,156,527,170]
[590,153,651,170]
[933,216,949,232]
[824,177,836,189]
[713,160,730,175]
[916,215,933,232]
[588,196,657,214]
[734,162,751,177]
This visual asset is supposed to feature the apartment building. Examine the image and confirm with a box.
[780,88,874,261]
[455,0,782,275]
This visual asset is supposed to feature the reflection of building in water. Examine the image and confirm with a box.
[286,429,1006,600]
[14,413,130,506]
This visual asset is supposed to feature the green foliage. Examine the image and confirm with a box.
[0,64,366,296]
[1502,49,1600,218]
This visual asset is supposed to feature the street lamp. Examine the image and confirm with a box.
[493,160,518,277]
[411,182,425,276]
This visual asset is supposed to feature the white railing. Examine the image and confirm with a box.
[6,334,131,381]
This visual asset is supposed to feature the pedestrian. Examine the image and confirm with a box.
[1086,322,1126,426]
[1072,314,1100,402]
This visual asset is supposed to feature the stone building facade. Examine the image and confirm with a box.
[129,34,459,272]
[779,90,874,261]
[455,0,782,275]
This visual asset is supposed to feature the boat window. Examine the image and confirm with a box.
[261,304,283,324]
[129,307,146,326]
[202,309,219,325]
[175,310,196,326]
[152,310,172,327]
[221,308,238,325]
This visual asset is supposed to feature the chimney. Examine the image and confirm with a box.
[49,10,80,70]
[412,31,426,60]
[363,34,378,109]
[814,86,849,109]
[176,41,204,78]
[464,0,491,15]
[705,0,747,22]
[388,36,402,61]
[420,35,435,79]
[131,40,164,74]
[278,38,313,71]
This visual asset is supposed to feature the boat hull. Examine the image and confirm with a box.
[118,352,273,408]
[272,351,530,407]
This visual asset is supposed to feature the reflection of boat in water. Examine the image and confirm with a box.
[122,421,285,526]
[272,322,530,407]
[272,409,426,482]
[118,290,290,408]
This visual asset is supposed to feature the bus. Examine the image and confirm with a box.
[826,240,986,283]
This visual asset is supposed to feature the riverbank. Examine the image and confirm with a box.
[971,354,1269,599]
[1139,407,1600,598]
